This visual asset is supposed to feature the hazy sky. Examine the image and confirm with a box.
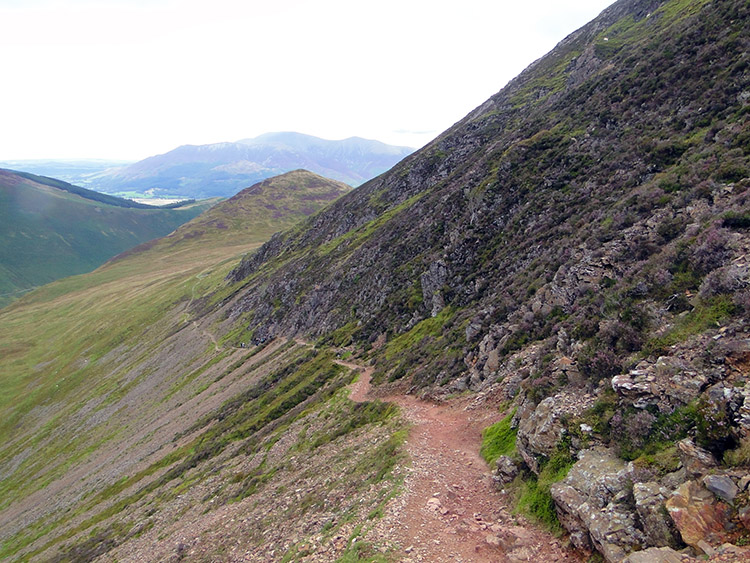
[1,0,614,160]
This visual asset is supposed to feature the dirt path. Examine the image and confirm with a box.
[339,360,579,563]
[193,320,221,352]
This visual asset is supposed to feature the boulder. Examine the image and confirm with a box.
[677,438,718,476]
[702,474,739,504]
[550,448,647,562]
[633,482,682,548]
[494,455,520,484]
[516,391,595,473]
[666,480,733,553]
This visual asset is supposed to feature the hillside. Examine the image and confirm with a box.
[0,171,356,562]
[86,132,414,199]
[0,169,215,307]
[222,0,749,558]
[1,0,749,562]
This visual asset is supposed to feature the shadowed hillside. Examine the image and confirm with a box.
[0,169,215,307]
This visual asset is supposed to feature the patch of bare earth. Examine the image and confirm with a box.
[342,360,580,563]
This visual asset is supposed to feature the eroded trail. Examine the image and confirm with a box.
[339,360,578,563]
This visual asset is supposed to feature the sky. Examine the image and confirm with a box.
[0,0,615,161]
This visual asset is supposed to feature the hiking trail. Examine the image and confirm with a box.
[337,358,579,563]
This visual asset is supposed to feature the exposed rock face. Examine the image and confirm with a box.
[420,260,448,317]
[633,482,682,549]
[516,391,596,473]
[611,357,708,412]
[550,448,646,562]
[666,480,733,553]
[677,439,719,477]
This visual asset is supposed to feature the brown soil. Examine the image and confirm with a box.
[337,360,580,563]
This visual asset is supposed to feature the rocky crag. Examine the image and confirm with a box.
[221,0,750,559]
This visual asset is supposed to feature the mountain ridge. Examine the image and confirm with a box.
[86,132,414,198]
[0,169,214,307]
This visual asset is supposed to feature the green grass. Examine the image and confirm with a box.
[480,409,518,465]
[0,170,216,306]
[383,307,455,362]
[514,448,575,533]
[644,295,735,356]
[0,172,353,559]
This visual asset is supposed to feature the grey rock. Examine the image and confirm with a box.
[677,438,718,476]
[420,260,447,317]
[516,391,595,473]
[551,448,648,562]
[702,474,739,504]
[494,455,520,484]
[633,482,681,548]
[661,467,689,491]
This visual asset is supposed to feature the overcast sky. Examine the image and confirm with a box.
[0,0,614,160]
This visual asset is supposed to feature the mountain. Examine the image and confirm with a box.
[87,132,414,198]
[0,169,216,307]
[2,1,750,561]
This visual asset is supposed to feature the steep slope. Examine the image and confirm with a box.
[0,171,361,561]
[0,169,214,307]
[89,132,414,198]
[215,0,749,558]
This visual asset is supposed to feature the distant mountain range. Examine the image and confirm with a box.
[0,133,412,200]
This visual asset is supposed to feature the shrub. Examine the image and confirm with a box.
[724,437,750,467]
[689,227,730,275]
[578,347,622,382]
[723,211,750,229]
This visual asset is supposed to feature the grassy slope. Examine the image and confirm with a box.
[0,171,400,561]
[0,169,218,306]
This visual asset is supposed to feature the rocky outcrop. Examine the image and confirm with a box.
[550,448,646,562]
[611,357,709,412]
[666,480,733,554]
[516,391,596,473]
[420,260,448,317]
[633,482,682,549]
